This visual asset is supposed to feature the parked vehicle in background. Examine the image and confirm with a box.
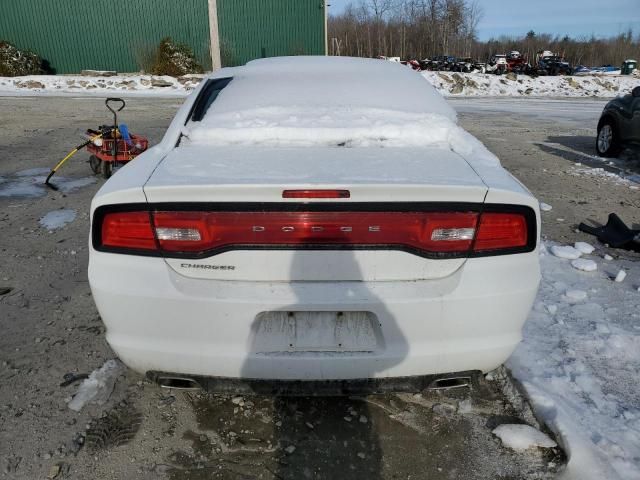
[536,51,573,76]
[593,65,622,75]
[88,57,541,393]
[473,60,487,73]
[404,59,422,71]
[621,59,637,75]
[453,57,473,73]
[596,86,640,157]
[573,65,593,76]
[505,51,534,75]
[485,54,508,75]
[378,56,401,63]
[428,55,457,71]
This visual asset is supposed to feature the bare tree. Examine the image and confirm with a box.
[329,0,637,66]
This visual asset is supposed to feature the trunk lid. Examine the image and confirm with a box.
[143,145,488,282]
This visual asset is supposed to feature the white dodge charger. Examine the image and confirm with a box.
[89,57,540,393]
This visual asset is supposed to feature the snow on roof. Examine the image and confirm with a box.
[182,57,501,167]
[206,56,456,119]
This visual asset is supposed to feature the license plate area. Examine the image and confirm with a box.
[252,311,379,353]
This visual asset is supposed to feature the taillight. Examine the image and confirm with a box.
[152,211,479,254]
[474,213,528,252]
[95,206,533,258]
[101,212,156,250]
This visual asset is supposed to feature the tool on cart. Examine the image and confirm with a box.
[44,98,148,189]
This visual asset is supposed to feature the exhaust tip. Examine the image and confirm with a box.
[156,376,201,391]
[428,376,471,391]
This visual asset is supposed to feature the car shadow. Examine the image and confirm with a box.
[238,243,410,479]
[536,135,640,178]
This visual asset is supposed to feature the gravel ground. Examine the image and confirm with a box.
[3,95,637,479]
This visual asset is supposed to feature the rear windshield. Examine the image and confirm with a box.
[187,77,233,123]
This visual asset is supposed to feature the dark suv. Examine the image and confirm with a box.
[538,56,573,75]
[596,86,640,157]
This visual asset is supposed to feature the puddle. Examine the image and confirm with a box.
[165,387,564,480]
[39,209,77,230]
[0,168,96,198]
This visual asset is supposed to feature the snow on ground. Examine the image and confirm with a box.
[0,74,202,97]
[39,209,76,230]
[423,71,639,97]
[492,424,558,451]
[509,242,640,480]
[550,245,582,259]
[569,163,640,187]
[67,359,124,412]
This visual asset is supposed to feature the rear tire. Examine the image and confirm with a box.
[102,161,112,179]
[89,155,102,174]
[596,119,622,157]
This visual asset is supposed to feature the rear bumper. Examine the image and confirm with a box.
[89,251,540,381]
[147,370,480,395]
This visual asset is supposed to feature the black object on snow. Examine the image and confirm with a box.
[579,213,640,252]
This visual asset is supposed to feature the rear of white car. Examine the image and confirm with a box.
[88,57,540,392]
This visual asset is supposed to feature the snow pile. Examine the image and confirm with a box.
[570,258,597,272]
[423,71,639,98]
[492,424,557,451]
[550,245,582,260]
[0,74,203,96]
[574,242,595,255]
[509,243,640,480]
[67,359,124,412]
[39,209,76,230]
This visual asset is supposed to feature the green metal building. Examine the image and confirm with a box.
[0,0,327,74]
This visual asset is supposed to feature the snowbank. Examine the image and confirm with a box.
[509,243,640,480]
[0,74,202,96]
[1,62,636,99]
[423,71,639,98]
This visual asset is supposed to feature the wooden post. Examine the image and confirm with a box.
[324,0,328,55]
[208,0,222,71]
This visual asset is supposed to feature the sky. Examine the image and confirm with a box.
[327,0,640,41]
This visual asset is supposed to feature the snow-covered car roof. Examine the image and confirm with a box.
[183,56,477,149]
[203,56,455,119]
